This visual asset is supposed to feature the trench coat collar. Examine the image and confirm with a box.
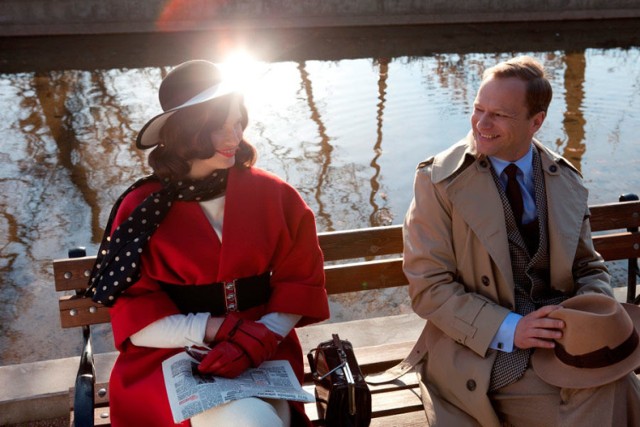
[429,132,587,292]
[430,132,582,184]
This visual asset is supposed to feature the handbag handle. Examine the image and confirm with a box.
[307,334,359,416]
[307,334,350,381]
[308,347,349,381]
[333,334,357,415]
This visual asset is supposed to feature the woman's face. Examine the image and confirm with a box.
[188,98,244,178]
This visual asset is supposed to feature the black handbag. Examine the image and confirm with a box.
[307,334,372,427]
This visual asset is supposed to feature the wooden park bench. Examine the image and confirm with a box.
[52,195,640,426]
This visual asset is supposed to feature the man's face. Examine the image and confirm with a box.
[471,76,545,162]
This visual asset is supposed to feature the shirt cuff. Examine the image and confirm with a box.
[489,312,522,352]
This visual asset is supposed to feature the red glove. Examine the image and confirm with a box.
[198,341,251,378]
[197,313,280,377]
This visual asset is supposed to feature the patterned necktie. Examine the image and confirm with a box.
[504,164,524,226]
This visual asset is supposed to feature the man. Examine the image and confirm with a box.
[403,56,640,426]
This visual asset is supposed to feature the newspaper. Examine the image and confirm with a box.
[162,351,315,423]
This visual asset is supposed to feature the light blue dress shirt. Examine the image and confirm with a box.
[486,144,536,352]
[489,145,537,225]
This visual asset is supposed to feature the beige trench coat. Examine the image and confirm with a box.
[403,133,612,426]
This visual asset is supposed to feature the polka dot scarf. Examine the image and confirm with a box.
[86,169,229,306]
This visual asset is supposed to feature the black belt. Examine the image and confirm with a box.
[160,271,271,316]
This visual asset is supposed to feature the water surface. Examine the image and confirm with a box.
[1,20,639,365]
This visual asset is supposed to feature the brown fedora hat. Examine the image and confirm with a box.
[136,60,237,149]
[531,293,640,388]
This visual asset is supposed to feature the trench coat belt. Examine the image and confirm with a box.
[365,324,429,384]
[159,271,271,316]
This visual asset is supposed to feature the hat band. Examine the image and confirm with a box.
[554,330,639,369]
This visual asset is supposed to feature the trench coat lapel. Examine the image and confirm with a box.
[536,142,588,290]
[445,159,515,289]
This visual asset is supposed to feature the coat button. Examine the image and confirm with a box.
[549,165,558,172]
[481,276,490,286]
[466,379,477,391]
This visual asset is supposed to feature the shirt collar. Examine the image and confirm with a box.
[488,144,534,178]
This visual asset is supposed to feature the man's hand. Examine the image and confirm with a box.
[514,305,564,349]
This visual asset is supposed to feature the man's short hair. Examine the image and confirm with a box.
[483,56,553,118]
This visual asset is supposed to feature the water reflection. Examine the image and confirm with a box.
[370,58,389,227]
[1,22,640,365]
[298,61,334,230]
[559,52,587,170]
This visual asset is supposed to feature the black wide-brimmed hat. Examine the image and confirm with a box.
[136,60,237,149]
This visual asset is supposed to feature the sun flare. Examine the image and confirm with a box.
[218,49,266,93]
[216,48,297,113]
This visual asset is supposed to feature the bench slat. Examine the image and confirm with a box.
[59,295,110,328]
[593,232,640,261]
[69,408,111,427]
[324,258,406,294]
[369,411,428,427]
[319,225,403,262]
[53,256,95,292]
[590,201,640,232]
[351,341,415,373]
[70,383,110,410]
[80,404,428,427]
[306,385,424,425]
[370,387,424,417]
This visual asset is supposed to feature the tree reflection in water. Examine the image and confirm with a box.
[1,24,639,364]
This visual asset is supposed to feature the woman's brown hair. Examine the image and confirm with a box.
[148,94,257,180]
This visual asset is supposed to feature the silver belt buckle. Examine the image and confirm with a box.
[223,280,238,312]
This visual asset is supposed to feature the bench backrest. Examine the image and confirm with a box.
[53,200,640,329]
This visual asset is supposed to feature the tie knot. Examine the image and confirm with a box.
[505,163,519,179]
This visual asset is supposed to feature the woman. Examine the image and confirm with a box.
[87,60,330,426]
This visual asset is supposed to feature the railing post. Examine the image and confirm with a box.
[619,194,639,304]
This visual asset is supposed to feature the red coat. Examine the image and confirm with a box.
[108,166,329,427]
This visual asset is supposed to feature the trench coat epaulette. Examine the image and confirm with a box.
[417,157,434,174]
[551,154,583,178]
[416,152,477,184]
